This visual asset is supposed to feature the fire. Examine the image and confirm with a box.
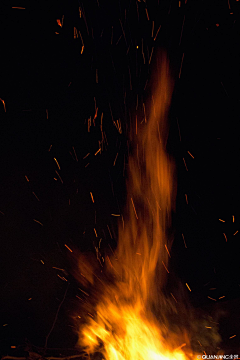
[76,54,194,359]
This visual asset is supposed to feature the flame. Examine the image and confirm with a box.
[77,54,194,359]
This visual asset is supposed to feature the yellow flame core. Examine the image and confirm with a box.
[78,55,191,359]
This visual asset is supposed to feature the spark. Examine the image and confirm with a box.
[53,158,61,170]
[219,219,225,222]
[151,21,154,37]
[165,244,171,258]
[205,326,212,329]
[232,215,235,223]
[0,98,6,112]
[229,334,236,339]
[233,230,238,235]
[170,292,178,303]
[40,260,44,264]
[32,192,40,201]
[223,233,227,242]
[48,144,52,152]
[56,19,62,27]
[207,296,217,301]
[33,219,43,226]
[131,197,138,219]
[145,8,149,20]
[187,151,194,159]
[162,261,169,273]
[94,228,98,237]
[25,175,30,182]
[182,233,187,248]
[179,52,185,78]
[111,214,120,216]
[64,244,73,252]
[28,298,32,301]
[219,296,225,299]
[79,288,89,297]
[55,170,63,183]
[90,192,94,203]
[12,7,25,9]
[113,152,119,166]
[46,109,48,119]
[153,25,161,41]
[183,157,188,171]
[185,193,188,204]
[107,225,113,238]
[95,148,101,156]
[186,283,191,292]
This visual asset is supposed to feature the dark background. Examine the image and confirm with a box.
[0,0,240,355]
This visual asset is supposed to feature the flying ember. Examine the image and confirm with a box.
[76,53,194,359]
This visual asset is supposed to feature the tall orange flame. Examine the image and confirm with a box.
[77,53,193,359]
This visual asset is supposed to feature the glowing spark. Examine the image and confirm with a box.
[186,283,191,292]
[33,219,43,226]
[170,293,178,303]
[219,219,225,222]
[40,260,44,264]
[145,8,149,20]
[12,7,25,9]
[94,228,98,237]
[55,170,63,183]
[57,274,68,282]
[25,175,30,182]
[64,244,73,252]
[219,296,225,299]
[179,53,185,78]
[187,151,194,159]
[182,233,187,248]
[162,261,169,273]
[223,233,227,242]
[79,288,89,296]
[56,19,62,27]
[131,197,138,219]
[185,194,188,204]
[48,144,52,152]
[0,98,6,112]
[28,298,32,300]
[207,296,217,301]
[165,244,171,258]
[32,192,40,201]
[153,25,161,41]
[232,215,235,222]
[74,27,78,39]
[72,147,78,161]
[95,148,101,156]
[111,214,120,217]
[233,230,238,235]
[90,192,94,203]
[54,158,61,170]
[205,327,212,329]
[183,157,188,171]
[229,335,236,339]
[107,225,113,238]
[113,152,119,166]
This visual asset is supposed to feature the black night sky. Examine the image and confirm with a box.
[0,0,240,356]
